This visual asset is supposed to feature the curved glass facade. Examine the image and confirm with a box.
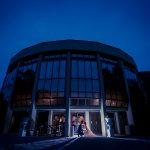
[4,53,130,109]
[1,41,140,137]
[13,59,37,107]
[102,59,127,108]
[37,55,66,106]
[71,54,100,106]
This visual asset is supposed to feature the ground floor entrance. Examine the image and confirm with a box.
[35,109,102,137]
[8,109,129,137]
[9,111,29,136]
[70,110,102,137]
[89,112,101,135]
[35,110,65,136]
[106,111,128,136]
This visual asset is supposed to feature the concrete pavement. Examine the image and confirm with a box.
[14,137,75,150]
[60,137,150,150]
[1,135,150,150]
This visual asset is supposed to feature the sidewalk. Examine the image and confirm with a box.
[14,137,75,150]
[0,134,66,149]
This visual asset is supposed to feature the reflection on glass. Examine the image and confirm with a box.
[37,55,66,106]
[125,67,144,110]
[71,54,100,106]
[2,67,17,101]
[13,60,37,107]
[102,60,127,108]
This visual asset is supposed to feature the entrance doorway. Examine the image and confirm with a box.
[118,112,128,135]
[36,111,49,135]
[35,111,65,136]
[10,111,29,134]
[70,111,102,136]
[106,112,128,136]
[71,112,85,136]
[106,112,117,135]
[52,112,65,136]
[89,112,101,135]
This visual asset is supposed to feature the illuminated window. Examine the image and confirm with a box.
[102,60,127,108]
[71,54,100,106]
[37,55,66,106]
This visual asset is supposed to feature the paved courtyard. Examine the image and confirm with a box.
[0,135,150,150]
[14,137,74,150]
[59,137,150,150]
[15,137,150,150]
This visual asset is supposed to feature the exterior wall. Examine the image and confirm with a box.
[138,72,150,136]
[124,67,145,135]
[0,41,140,137]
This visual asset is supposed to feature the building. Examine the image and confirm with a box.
[0,40,143,137]
[138,71,150,136]
[139,71,150,105]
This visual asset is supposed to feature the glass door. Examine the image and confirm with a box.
[71,112,85,136]
[89,112,101,135]
[52,112,65,136]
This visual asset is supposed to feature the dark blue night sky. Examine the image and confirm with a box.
[0,0,150,88]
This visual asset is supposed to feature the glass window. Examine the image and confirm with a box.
[92,80,99,92]
[102,60,127,108]
[58,79,65,91]
[86,79,93,92]
[51,92,57,98]
[125,67,144,110]
[71,55,100,106]
[91,61,98,79]
[71,92,78,98]
[78,61,85,78]
[40,62,47,78]
[86,92,93,98]
[51,79,58,91]
[71,60,78,78]
[57,98,65,105]
[51,98,57,105]
[38,80,44,90]
[37,57,66,106]
[57,92,64,97]
[79,99,85,105]
[52,61,59,78]
[59,60,66,78]
[71,79,78,91]
[93,92,99,98]
[44,80,51,91]
[79,79,85,92]
[85,61,91,78]
[91,99,99,106]
[32,63,37,71]
[12,60,37,107]
[79,92,85,98]
[71,99,78,106]
[46,61,53,78]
